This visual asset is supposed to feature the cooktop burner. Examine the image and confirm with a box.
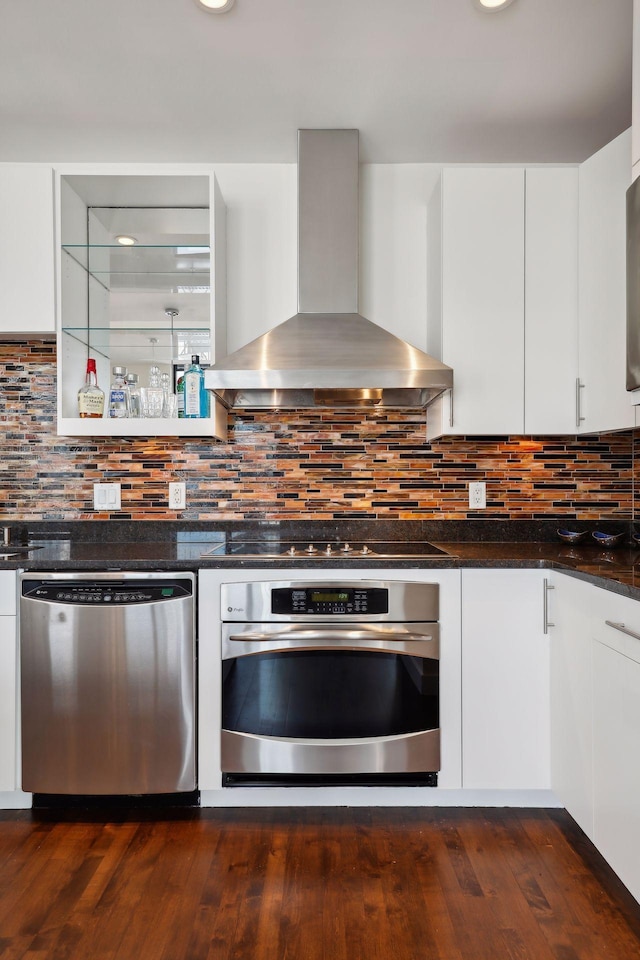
[200,540,454,559]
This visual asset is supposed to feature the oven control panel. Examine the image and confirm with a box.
[271,586,389,616]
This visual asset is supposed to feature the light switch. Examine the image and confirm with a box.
[93,483,121,511]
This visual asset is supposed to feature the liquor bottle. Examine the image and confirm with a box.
[125,373,141,418]
[77,358,105,418]
[184,355,209,419]
[176,374,185,418]
[145,365,165,418]
[108,366,129,418]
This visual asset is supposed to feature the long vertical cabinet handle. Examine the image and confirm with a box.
[575,378,585,428]
[543,578,555,634]
[449,389,454,429]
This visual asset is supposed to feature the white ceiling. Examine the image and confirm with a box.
[0,0,633,164]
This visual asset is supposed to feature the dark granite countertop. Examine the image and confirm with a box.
[1,520,639,601]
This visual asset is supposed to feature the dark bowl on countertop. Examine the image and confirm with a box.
[591,531,626,549]
[557,529,588,544]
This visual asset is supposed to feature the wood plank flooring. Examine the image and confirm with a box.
[0,806,639,959]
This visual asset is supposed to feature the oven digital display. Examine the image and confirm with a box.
[271,587,389,616]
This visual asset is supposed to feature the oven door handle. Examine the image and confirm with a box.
[227,628,435,644]
[223,624,439,659]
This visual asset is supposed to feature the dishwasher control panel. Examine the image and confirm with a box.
[21,580,193,605]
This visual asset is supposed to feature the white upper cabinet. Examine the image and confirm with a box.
[427,167,525,439]
[0,164,56,336]
[577,129,633,434]
[427,166,578,439]
[524,168,579,434]
[633,0,640,180]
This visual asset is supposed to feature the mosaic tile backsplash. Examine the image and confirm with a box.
[0,342,634,521]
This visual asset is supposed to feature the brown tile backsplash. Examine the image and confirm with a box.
[0,341,635,521]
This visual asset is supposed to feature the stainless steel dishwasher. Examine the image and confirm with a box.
[19,571,196,795]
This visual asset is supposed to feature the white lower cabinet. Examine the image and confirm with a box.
[461,569,550,790]
[591,591,640,903]
[549,575,640,904]
[0,572,17,792]
[549,573,594,838]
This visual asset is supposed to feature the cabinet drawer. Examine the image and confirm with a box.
[591,589,640,665]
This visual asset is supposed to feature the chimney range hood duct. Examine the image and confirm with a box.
[205,129,453,410]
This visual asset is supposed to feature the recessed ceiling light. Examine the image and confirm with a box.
[194,0,236,12]
[473,0,516,11]
[115,235,137,246]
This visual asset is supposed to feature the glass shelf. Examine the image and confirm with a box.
[61,244,210,290]
[61,326,211,366]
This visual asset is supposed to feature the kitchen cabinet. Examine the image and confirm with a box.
[461,569,550,790]
[54,165,227,439]
[426,167,578,439]
[524,168,579,433]
[427,167,525,439]
[591,588,640,903]
[0,164,56,336]
[0,571,17,793]
[577,129,634,434]
[633,0,640,180]
[548,572,594,838]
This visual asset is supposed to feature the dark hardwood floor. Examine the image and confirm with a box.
[0,806,639,959]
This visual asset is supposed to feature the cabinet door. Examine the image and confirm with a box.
[633,0,640,173]
[0,164,55,335]
[578,129,634,434]
[524,168,579,434]
[435,168,525,437]
[0,572,17,793]
[461,570,550,790]
[590,589,640,902]
[0,616,17,792]
[549,573,594,838]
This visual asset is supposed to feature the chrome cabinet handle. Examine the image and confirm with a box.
[543,579,555,634]
[576,378,585,428]
[449,389,454,429]
[605,620,640,642]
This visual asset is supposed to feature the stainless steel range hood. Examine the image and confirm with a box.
[205,129,453,410]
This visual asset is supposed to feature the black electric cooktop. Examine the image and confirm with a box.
[200,540,454,560]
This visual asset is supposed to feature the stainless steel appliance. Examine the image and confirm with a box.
[202,538,454,560]
[221,579,440,786]
[205,129,453,411]
[19,571,196,795]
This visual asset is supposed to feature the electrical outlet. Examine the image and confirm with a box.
[93,482,121,511]
[169,482,186,510]
[468,481,486,510]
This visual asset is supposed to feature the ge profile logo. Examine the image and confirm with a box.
[227,606,244,613]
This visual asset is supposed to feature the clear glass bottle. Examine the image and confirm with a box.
[78,358,105,418]
[144,364,165,418]
[108,366,129,418]
[184,355,209,419]
[125,373,141,418]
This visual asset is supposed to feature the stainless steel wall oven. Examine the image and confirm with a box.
[221,580,440,787]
